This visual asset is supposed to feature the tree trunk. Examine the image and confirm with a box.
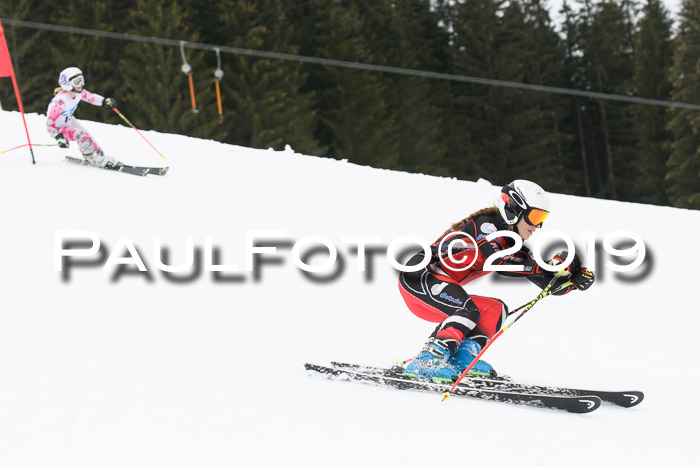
[550,101,565,185]
[574,99,592,196]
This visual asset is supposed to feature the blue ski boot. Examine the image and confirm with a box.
[403,338,458,382]
[449,338,496,377]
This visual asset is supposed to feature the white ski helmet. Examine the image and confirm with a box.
[58,67,85,91]
[497,180,550,226]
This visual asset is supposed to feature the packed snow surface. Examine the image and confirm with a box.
[1,110,698,466]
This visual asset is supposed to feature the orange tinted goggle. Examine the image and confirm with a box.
[525,208,549,226]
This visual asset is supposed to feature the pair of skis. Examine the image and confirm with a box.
[64,156,168,177]
[305,362,644,414]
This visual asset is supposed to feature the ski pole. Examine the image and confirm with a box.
[1,143,30,154]
[442,274,571,401]
[1,143,58,154]
[111,108,165,159]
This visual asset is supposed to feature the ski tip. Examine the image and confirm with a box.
[621,391,644,408]
[576,396,603,413]
[148,166,169,176]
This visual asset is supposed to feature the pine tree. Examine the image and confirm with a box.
[0,0,54,113]
[522,0,572,192]
[560,0,594,197]
[213,0,322,155]
[632,0,673,205]
[667,0,700,209]
[577,0,638,200]
[443,0,568,188]
[443,0,505,181]
[304,0,400,168]
[498,0,569,192]
[358,0,452,176]
[116,0,221,141]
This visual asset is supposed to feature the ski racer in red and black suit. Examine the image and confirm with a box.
[399,180,595,381]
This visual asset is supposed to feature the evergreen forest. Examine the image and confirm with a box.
[1,0,699,209]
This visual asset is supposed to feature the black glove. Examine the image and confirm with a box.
[102,97,117,108]
[55,134,69,148]
[571,268,595,291]
[548,250,581,276]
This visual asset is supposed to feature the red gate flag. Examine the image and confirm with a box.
[0,19,36,163]
[0,19,14,77]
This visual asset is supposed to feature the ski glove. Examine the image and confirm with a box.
[55,134,69,148]
[548,250,581,276]
[102,97,117,109]
[571,268,595,291]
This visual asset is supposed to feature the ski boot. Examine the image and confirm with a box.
[449,338,496,377]
[83,152,116,168]
[403,338,458,382]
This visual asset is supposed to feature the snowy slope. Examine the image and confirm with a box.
[1,110,698,467]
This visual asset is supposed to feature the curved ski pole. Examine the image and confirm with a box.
[111,108,165,159]
[1,143,58,154]
[442,273,571,401]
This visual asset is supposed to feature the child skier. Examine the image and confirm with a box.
[46,66,118,167]
[399,180,595,380]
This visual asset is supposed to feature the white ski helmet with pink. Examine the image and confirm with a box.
[58,67,85,91]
